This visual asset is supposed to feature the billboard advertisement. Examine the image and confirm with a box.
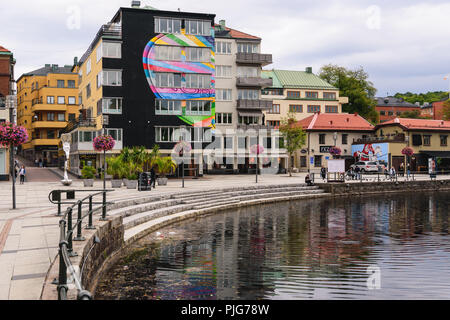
[351,143,388,165]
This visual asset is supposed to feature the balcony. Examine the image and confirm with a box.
[236,53,272,66]
[62,117,97,134]
[31,138,60,147]
[31,121,68,129]
[236,77,273,88]
[236,124,276,131]
[237,99,273,110]
[32,104,68,112]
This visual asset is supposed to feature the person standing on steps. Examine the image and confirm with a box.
[150,166,156,189]
[19,165,26,184]
[320,166,327,182]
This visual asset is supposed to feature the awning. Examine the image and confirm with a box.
[420,151,450,159]
[238,111,262,117]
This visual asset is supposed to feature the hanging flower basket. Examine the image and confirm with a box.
[0,123,29,147]
[329,146,342,156]
[173,141,192,155]
[250,144,264,155]
[93,135,115,151]
[401,147,414,157]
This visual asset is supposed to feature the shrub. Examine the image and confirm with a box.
[81,166,96,179]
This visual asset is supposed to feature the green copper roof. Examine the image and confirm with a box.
[262,69,336,90]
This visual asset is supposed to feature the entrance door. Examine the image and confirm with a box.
[0,149,5,174]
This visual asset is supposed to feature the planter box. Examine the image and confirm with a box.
[111,179,122,188]
[157,177,168,186]
[83,179,94,187]
[126,180,138,189]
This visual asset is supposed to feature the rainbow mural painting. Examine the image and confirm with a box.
[143,29,215,130]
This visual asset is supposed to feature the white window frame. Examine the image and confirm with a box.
[57,96,65,105]
[237,42,259,53]
[102,98,123,114]
[154,45,182,61]
[68,96,76,105]
[238,89,259,100]
[154,73,182,88]
[185,74,211,89]
[86,59,91,75]
[215,41,231,54]
[155,100,182,115]
[216,65,232,78]
[216,89,232,101]
[102,70,122,86]
[154,17,182,34]
[185,19,210,36]
[185,100,211,116]
[104,128,122,142]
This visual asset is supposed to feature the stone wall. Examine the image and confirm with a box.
[317,179,450,196]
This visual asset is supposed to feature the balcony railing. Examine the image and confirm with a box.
[236,124,277,131]
[236,53,273,66]
[237,99,273,110]
[236,77,273,88]
[62,117,97,134]
[353,134,406,144]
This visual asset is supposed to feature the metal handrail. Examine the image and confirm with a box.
[50,189,114,300]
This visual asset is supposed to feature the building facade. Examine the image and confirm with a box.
[0,45,15,179]
[16,65,79,166]
[375,97,420,122]
[67,4,216,175]
[296,113,374,172]
[261,68,348,126]
[212,20,285,174]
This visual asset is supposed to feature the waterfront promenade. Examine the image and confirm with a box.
[0,169,449,300]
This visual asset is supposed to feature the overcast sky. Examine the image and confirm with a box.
[1,0,450,96]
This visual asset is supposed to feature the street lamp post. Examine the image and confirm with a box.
[333,132,338,146]
[6,95,17,209]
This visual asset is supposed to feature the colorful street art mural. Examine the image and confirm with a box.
[142,28,215,130]
[352,143,388,164]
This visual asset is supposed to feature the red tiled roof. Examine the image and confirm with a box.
[376,117,450,131]
[297,113,374,131]
[0,46,11,53]
[215,24,260,40]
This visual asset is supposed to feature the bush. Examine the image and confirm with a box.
[81,166,96,179]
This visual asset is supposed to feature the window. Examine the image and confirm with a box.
[103,98,123,114]
[185,19,211,36]
[68,80,76,88]
[86,59,91,75]
[262,88,283,95]
[216,65,232,78]
[263,137,272,149]
[68,113,76,121]
[380,111,386,115]
[289,105,302,113]
[57,80,65,88]
[185,74,211,89]
[314,155,322,167]
[440,135,448,146]
[287,91,300,98]
[237,66,258,78]
[101,42,121,59]
[185,47,211,62]
[267,120,280,127]
[154,45,182,61]
[68,96,76,105]
[396,111,402,116]
[102,70,122,86]
[155,17,181,33]
[155,127,210,143]
[308,105,320,113]
[216,113,232,124]
[57,96,65,104]
[300,156,307,167]
[238,89,259,100]
[342,134,348,145]
[216,89,232,101]
[79,95,82,106]
[268,104,280,114]
[86,84,91,98]
[105,128,122,141]
[323,92,336,99]
[155,99,181,115]
[237,43,259,53]
[325,105,338,113]
[216,41,231,54]
[97,73,102,88]
[423,135,431,146]
[47,113,55,121]
[388,111,393,116]
[154,73,182,88]
[57,113,65,121]
[186,100,211,115]
[79,131,96,142]
[306,91,318,98]
[47,96,55,104]
[224,137,233,149]
[319,134,326,145]
[47,130,56,139]
[238,115,259,125]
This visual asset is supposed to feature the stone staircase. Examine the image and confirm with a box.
[104,184,330,245]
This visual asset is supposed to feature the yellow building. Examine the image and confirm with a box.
[261,68,349,126]
[16,64,80,166]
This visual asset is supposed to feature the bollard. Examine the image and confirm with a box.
[67,208,78,257]
[86,196,96,230]
[74,201,85,241]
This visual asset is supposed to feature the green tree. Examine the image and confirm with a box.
[394,91,448,104]
[319,64,379,124]
[443,100,450,121]
[399,110,422,118]
[279,112,306,177]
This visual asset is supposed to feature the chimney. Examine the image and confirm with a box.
[45,64,50,68]
[131,0,141,8]
[346,117,350,122]
[74,56,78,66]
[305,67,312,73]
[219,20,226,28]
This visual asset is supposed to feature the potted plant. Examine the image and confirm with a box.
[81,165,96,187]
[126,172,138,189]
[329,146,342,159]
[106,156,124,188]
[155,156,177,186]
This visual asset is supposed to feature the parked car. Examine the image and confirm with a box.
[351,161,385,172]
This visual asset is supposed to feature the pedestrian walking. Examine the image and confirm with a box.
[399,163,404,177]
[39,158,42,167]
[150,166,156,189]
[43,158,47,168]
[19,165,26,184]
[389,167,396,180]
[320,167,327,182]
[34,159,39,167]
[406,163,411,179]
[355,166,361,180]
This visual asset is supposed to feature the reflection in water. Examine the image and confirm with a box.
[95,192,450,300]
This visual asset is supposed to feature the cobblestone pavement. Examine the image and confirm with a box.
[0,171,448,300]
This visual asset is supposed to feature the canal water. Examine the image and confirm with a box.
[95,192,450,300]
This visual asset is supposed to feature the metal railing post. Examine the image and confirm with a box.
[101,191,107,220]
[74,201,85,241]
[57,244,68,300]
[67,208,77,257]
[86,196,96,230]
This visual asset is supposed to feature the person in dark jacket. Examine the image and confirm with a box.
[305,174,313,186]
[150,166,156,189]
[320,167,327,182]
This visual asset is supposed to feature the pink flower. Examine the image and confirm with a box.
[93,135,115,151]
